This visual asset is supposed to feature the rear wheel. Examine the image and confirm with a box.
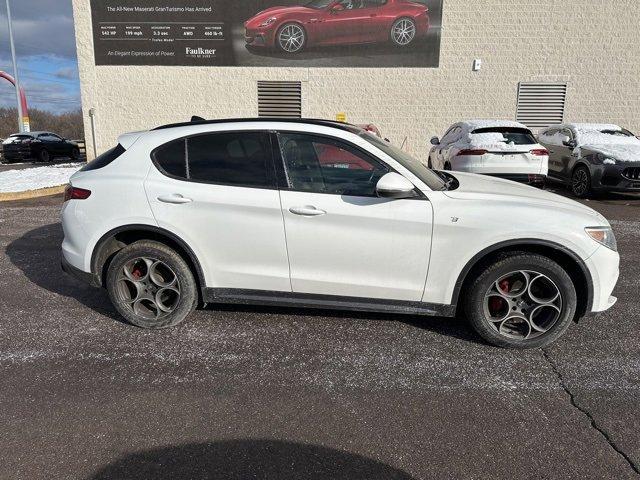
[106,240,197,329]
[71,147,80,161]
[390,18,417,47]
[464,253,577,348]
[571,165,592,198]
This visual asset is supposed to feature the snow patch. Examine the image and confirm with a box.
[0,163,82,193]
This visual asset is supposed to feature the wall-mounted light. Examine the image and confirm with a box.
[473,59,482,71]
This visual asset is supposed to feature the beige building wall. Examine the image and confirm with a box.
[72,0,640,160]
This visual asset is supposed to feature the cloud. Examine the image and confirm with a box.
[54,67,77,80]
[0,0,77,60]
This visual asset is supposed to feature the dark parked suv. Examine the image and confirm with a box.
[2,131,80,163]
[538,123,640,198]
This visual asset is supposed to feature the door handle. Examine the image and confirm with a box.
[157,194,193,205]
[289,205,326,216]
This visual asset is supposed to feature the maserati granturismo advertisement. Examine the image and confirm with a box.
[90,0,443,67]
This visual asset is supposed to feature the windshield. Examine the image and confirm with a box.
[359,132,446,191]
[600,129,635,138]
[306,0,334,8]
[471,127,537,145]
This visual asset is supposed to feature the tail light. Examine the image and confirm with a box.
[64,185,91,202]
[530,149,549,156]
[456,149,488,156]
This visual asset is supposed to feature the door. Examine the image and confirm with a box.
[319,0,370,44]
[276,132,433,301]
[38,133,63,156]
[144,131,291,292]
[540,128,571,179]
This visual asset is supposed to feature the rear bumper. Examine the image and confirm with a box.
[486,173,546,187]
[61,255,100,287]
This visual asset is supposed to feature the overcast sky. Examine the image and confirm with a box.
[0,0,80,113]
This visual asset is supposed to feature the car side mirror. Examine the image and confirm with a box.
[562,137,576,148]
[376,172,417,199]
[430,136,440,146]
[330,3,345,13]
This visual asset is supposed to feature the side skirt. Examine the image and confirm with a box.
[202,288,457,317]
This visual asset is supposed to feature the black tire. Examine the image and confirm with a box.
[444,162,452,171]
[106,240,197,329]
[39,149,50,163]
[71,147,80,161]
[571,165,592,198]
[276,23,306,54]
[463,253,577,349]
[390,17,417,47]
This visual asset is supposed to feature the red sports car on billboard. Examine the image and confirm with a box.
[245,0,430,54]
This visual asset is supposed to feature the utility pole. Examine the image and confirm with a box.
[5,0,24,132]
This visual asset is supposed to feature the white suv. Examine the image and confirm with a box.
[429,120,549,188]
[61,119,619,348]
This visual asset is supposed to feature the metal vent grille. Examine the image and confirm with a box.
[257,81,302,118]
[516,82,567,129]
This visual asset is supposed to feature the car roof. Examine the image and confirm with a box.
[152,117,362,134]
[10,131,53,137]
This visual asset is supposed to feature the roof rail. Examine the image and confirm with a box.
[152,117,359,132]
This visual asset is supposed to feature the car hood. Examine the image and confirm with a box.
[442,172,605,220]
[247,6,313,23]
[579,143,640,164]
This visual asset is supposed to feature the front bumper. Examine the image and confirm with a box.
[245,26,274,47]
[585,245,620,313]
[592,164,640,193]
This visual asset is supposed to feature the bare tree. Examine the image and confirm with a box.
[0,108,85,140]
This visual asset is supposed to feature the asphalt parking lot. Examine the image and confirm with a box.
[1,190,639,479]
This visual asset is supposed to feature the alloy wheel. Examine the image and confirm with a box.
[483,270,563,340]
[572,168,589,196]
[278,24,305,53]
[116,257,181,321]
[392,19,416,46]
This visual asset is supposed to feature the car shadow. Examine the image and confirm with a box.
[7,222,480,344]
[86,439,417,480]
[5,222,124,324]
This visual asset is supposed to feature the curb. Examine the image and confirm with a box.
[0,184,66,202]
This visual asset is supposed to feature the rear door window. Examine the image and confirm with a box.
[153,131,275,188]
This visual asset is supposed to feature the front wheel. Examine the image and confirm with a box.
[571,165,592,198]
[390,18,417,47]
[106,240,198,329]
[276,23,306,53]
[463,253,577,348]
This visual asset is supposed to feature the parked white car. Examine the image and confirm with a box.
[429,120,549,187]
[62,119,619,348]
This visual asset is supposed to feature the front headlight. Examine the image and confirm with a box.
[259,17,277,27]
[585,226,617,251]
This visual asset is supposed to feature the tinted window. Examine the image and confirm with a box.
[278,133,388,196]
[153,132,273,188]
[471,127,537,145]
[80,144,126,171]
[154,139,188,178]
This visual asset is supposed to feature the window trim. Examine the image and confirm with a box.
[272,130,425,200]
[150,130,279,190]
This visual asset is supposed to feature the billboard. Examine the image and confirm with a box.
[90,0,442,68]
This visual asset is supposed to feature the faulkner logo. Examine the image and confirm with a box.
[186,47,216,56]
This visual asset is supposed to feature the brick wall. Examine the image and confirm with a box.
[72,0,640,159]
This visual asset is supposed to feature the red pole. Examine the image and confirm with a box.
[0,70,29,130]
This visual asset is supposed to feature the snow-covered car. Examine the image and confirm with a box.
[61,118,619,349]
[537,123,640,198]
[429,121,549,187]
